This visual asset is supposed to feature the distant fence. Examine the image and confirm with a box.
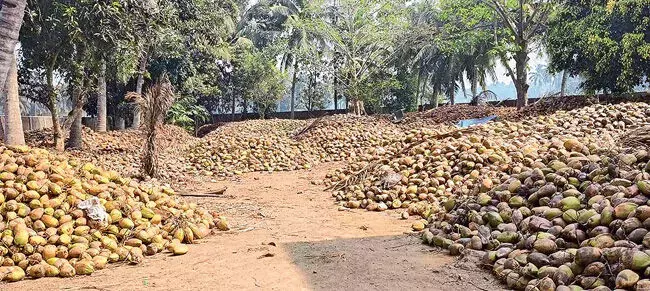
[210,109,349,122]
[210,92,649,122]
[0,116,100,132]
[0,116,58,132]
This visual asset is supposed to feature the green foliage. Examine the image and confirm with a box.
[20,0,135,110]
[302,0,408,110]
[546,1,650,93]
[388,71,418,113]
[242,49,287,119]
[167,95,211,132]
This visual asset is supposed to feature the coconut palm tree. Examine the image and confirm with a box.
[0,0,27,91]
[238,0,322,119]
[460,40,497,99]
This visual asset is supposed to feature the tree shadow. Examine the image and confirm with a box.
[284,234,504,291]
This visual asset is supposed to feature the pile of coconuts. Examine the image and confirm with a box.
[410,103,650,290]
[0,145,228,282]
[325,102,650,217]
[325,127,517,213]
[187,115,428,177]
[25,125,201,183]
[396,104,516,129]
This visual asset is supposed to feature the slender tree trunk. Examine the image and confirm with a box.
[144,125,157,177]
[514,46,529,110]
[560,70,568,97]
[449,81,456,105]
[290,60,298,119]
[0,0,27,92]
[471,77,478,100]
[433,82,440,109]
[415,70,422,111]
[3,55,24,145]
[334,77,338,111]
[231,88,236,122]
[421,74,428,111]
[96,59,107,132]
[132,56,147,128]
[45,64,65,152]
[242,97,248,119]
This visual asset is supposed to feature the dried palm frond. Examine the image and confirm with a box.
[124,92,143,103]
[293,116,325,140]
[142,74,176,177]
[618,125,650,149]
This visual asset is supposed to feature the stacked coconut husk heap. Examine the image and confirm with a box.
[26,125,201,182]
[331,102,650,290]
[0,145,227,282]
[187,115,439,177]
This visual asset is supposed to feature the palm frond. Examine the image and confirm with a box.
[143,73,175,129]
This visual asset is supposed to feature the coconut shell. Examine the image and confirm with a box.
[533,239,557,254]
[623,250,650,271]
[616,269,640,289]
[575,247,603,266]
[1,266,25,282]
[615,203,639,219]
[636,279,650,291]
[171,243,189,256]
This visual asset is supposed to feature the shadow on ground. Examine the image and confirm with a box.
[284,234,505,291]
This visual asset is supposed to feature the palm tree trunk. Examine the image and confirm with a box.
[334,81,338,111]
[96,59,107,132]
[415,70,422,111]
[290,60,298,119]
[560,70,568,97]
[0,0,27,92]
[132,56,147,128]
[230,88,236,121]
[3,54,24,145]
[449,81,456,105]
[514,48,529,110]
[471,77,478,100]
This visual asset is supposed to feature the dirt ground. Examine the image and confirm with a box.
[6,163,502,291]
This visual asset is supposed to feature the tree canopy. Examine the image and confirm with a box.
[3,0,648,150]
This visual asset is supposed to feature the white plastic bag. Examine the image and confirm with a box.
[78,197,108,222]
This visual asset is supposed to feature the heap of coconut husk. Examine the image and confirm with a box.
[393,102,650,290]
[395,104,515,129]
[0,145,228,282]
[322,102,650,290]
[186,115,443,177]
[505,93,650,121]
[25,125,200,182]
[326,102,650,212]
